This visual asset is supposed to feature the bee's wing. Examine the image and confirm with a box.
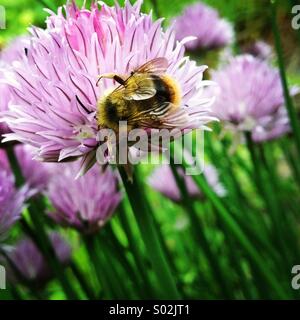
[123,77,157,101]
[111,75,156,101]
[112,58,169,101]
[133,57,169,75]
[127,102,189,129]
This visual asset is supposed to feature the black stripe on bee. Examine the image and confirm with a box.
[151,75,171,103]
[105,99,120,123]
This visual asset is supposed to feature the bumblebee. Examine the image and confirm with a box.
[96,58,187,134]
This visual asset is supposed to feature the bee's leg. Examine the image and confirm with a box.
[96,73,126,86]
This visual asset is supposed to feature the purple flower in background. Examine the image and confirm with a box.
[211,55,298,143]
[0,154,27,240]
[47,162,122,234]
[148,164,226,203]
[0,148,9,170]
[1,0,215,173]
[0,37,29,137]
[173,3,234,51]
[14,144,50,194]
[242,41,272,60]
[0,145,50,195]
[0,69,12,137]
[4,233,71,285]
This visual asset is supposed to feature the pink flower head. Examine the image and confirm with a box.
[47,162,122,234]
[2,1,215,173]
[211,55,297,142]
[173,3,234,51]
[148,163,226,202]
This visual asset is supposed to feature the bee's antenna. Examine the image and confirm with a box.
[96,73,126,87]
[96,76,103,87]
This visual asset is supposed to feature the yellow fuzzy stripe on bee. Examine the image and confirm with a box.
[161,74,181,107]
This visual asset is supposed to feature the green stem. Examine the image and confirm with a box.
[271,0,300,157]
[103,223,148,298]
[258,143,300,263]
[117,203,156,298]
[97,234,132,299]
[212,210,257,299]
[83,235,114,299]
[170,162,233,298]
[28,201,79,300]
[119,166,181,299]
[6,147,78,300]
[171,144,289,299]
[281,140,300,188]
[9,285,23,300]
[245,134,291,264]
[5,146,24,187]
[70,262,96,300]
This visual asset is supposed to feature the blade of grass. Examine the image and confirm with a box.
[170,143,289,299]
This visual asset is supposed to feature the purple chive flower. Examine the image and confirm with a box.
[0,148,9,171]
[0,144,50,195]
[242,41,272,60]
[0,69,12,137]
[47,162,122,234]
[5,233,71,285]
[148,164,226,202]
[0,37,29,137]
[0,153,27,240]
[14,144,50,194]
[173,3,234,52]
[2,0,215,173]
[211,55,298,143]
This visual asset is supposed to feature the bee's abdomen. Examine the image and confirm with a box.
[151,75,181,107]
